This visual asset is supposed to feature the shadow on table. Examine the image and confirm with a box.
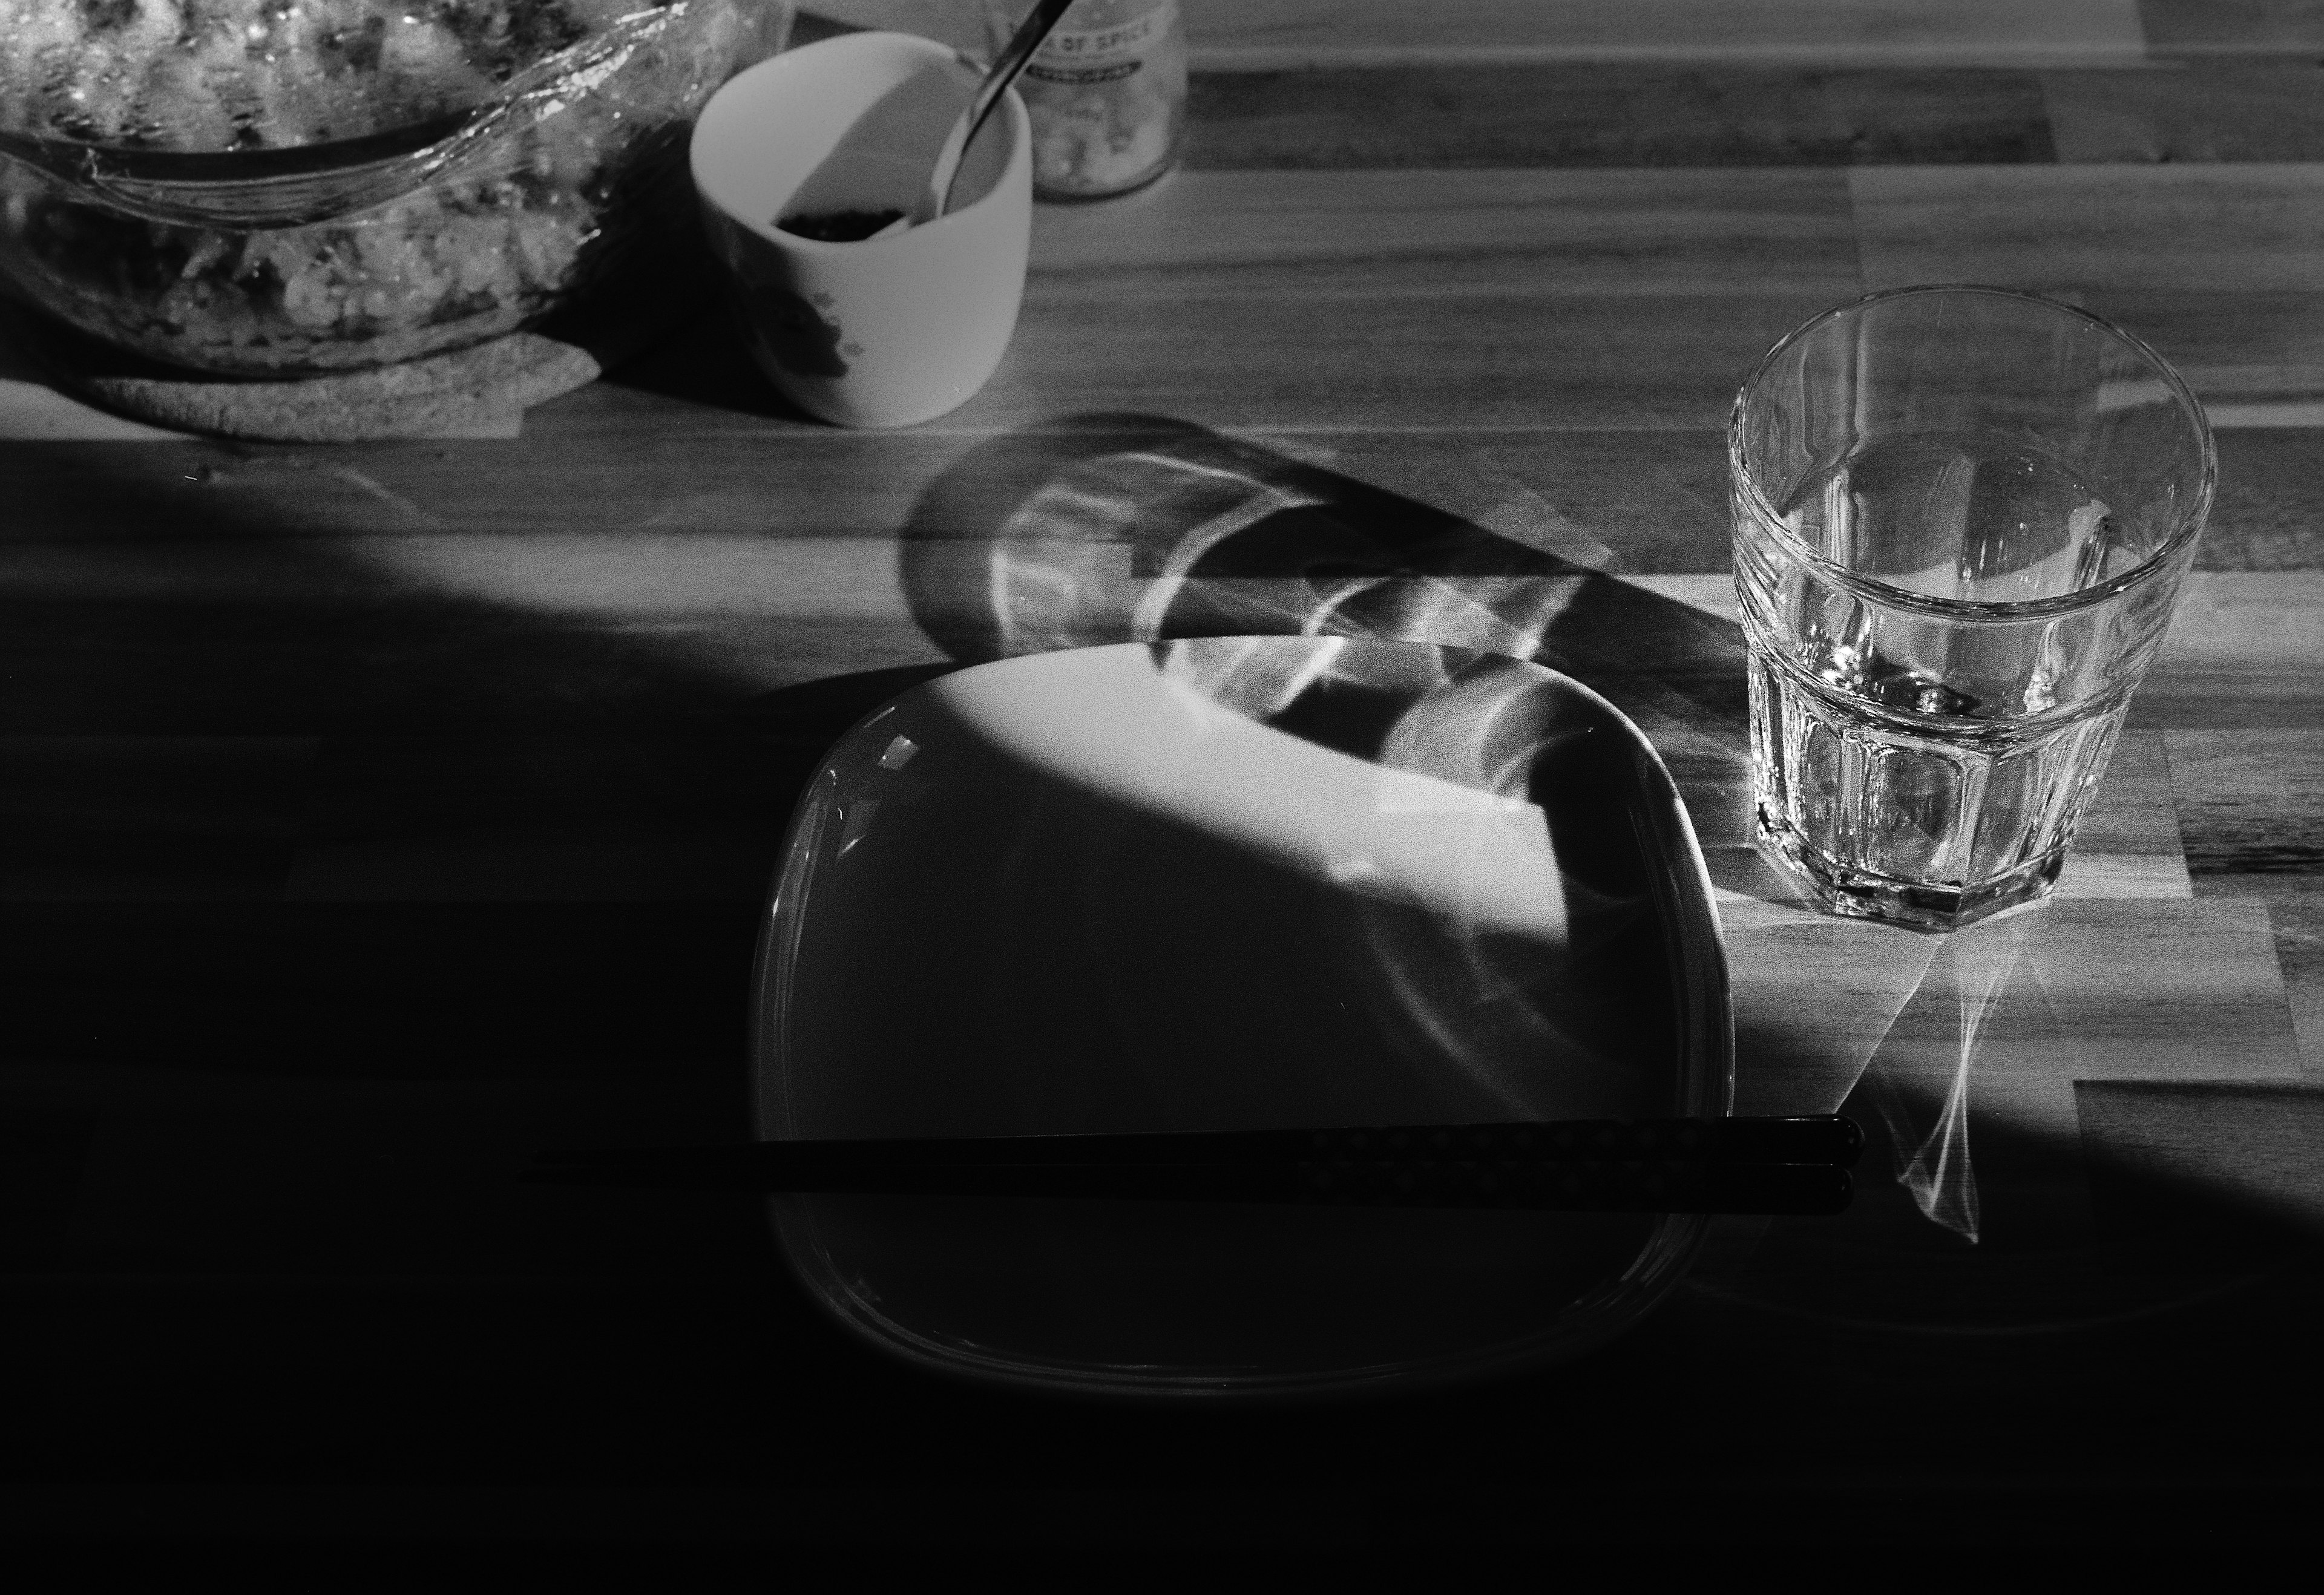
[2,405,2313,1348]
[1715,905,2324,1339]
[867,414,2323,1337]
[891,413,1747,722]
[870,405,1842,894]
[589,296,809,425]
[886,413,1767,870]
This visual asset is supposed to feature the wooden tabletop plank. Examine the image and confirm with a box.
[2137,0,2324,56]
[1852,162,2324,295]
[0,719,2193,911]
[16,165,2324,442]
[0,430,2302,601]
[4,520,2321,728]
[1026,167,1860,283]
[2075,1080,2324,1229]
[2043,61,2324,162]
[549,168,1853,436]
[1850,163,2324,409]
[2163,729,2324,873]
[2209,878,2324,1069]
[2143,571,2324,726]
[1187,62,2324,171]
[1179,0,2151,67]
[1725,896,2301,1122]
[992,294,1814,431]
[10,418,2319,579]
[813,0,2155,66]
[2064,731,2193,889]
[2182,432,2324,569]
[1186,65,2058,169]
[813,5,2324,169]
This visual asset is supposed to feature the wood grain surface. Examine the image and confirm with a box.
[819,0,2157,65]
[5,0,2323,1554]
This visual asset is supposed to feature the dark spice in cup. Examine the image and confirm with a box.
[776,208,905,241]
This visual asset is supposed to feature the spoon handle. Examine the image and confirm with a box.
[923,0,1080,221]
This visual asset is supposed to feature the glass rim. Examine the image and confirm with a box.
[1727,284,2219,624]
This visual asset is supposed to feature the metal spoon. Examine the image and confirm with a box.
[872,0,1076,238]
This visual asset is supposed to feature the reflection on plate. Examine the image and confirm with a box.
[751,637,1732,1397]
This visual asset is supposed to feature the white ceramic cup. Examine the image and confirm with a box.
[690,31,1032,429]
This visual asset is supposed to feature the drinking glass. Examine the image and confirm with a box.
[1731,286,2215,931]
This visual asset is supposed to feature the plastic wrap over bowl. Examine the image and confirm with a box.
[0,0,792,376]
[753,637,1735,1397]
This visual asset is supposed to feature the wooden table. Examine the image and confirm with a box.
[5,0,2323,1557]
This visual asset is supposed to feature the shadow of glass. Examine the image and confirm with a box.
[892,413,1767,873]
[1843,917,2035,1247]
[1711,913,2324,1341]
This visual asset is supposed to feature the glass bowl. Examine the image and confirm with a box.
[0,0,793,377]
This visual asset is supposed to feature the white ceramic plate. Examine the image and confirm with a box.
[752,636,1732,1397]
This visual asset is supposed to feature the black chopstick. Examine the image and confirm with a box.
[527,1115,1859,1216]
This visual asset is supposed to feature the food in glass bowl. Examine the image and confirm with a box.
[0,0,791,376]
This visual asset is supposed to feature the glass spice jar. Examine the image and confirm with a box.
[984,0,1186,200]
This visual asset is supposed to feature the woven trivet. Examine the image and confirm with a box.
[20,252,704,442]
[49,330,605,442]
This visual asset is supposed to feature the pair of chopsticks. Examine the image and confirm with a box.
[528,1115,1860,1216]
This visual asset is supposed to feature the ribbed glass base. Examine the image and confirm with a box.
[1756,808,2066,932]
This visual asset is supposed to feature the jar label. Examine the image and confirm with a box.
[1026,5,1172,84]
